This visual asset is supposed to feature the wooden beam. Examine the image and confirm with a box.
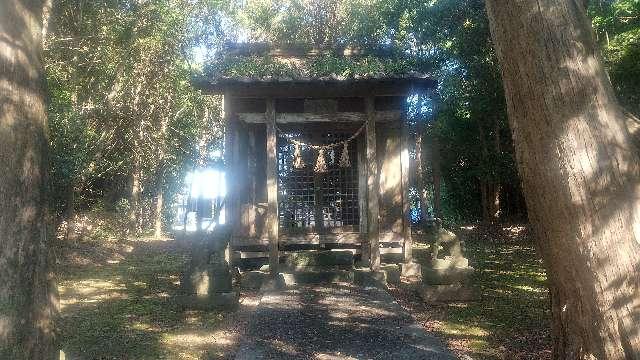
[365,97,381,270]
[238,111,401,124]
[195,78,437,98]
[265,98,279,274]
[400,102,413,263]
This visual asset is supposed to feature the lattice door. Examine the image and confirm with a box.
[278,127,360,235]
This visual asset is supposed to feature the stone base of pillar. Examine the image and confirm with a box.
[353,268,387,288]
[380,264,401,284]
[399,262,422,277]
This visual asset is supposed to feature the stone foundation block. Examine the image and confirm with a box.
[240,271,269,289]
[261,275,287,291]
[183,264,234,295]
[354,269,387,288]
[422,266,474,285]
[418,284,479,303]
[400,262,422,277]
[380,264,401,284]
[285,250,354,267]
[281,270,353,286]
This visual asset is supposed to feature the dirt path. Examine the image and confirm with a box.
[236,283,455,360]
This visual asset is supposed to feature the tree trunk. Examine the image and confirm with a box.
[129,161,141,235]
[489,117,502,221]
[64,183,76,241]
[0,0,57,358]
[415,132,430,219]
[488,182,500,221]
[485,1,640,358]
[154,188,164,239]
[431,132,442,219]
[480,179,490,222]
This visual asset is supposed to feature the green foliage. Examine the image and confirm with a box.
[46,0,640,229]
[236,0,419,48]
[589,0,640,115]
[415,0,516,223]
[45,0,225,230]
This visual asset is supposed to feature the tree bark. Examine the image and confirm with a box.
[431,132,442,219]
[154,188,164,239]
[490,117,502,221]
[63,183,75,241]
[485,1,640,358]
[415,133,430,219]
[129,161,141,235]
[0,0,57,358]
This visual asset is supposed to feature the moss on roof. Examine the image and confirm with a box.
[202,43,430,81]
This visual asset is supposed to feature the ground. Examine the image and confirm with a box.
[56,239,259,359]
[237,283,453,359]
[56,224,550,359]
[390,225,551,360]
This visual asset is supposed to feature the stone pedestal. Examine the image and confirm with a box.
[420,220,476,302]
[354,268,387,288]
[380,264,401,284]
[240,270,270,289]
[179,226,239,310]
[422,263,474,285]
[399,262,422,277]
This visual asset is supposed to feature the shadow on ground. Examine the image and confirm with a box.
[391,224,552,360]
[57,239,253,360]
[237,283,454,360]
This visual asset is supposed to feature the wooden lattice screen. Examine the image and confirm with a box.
[277,127,360,235]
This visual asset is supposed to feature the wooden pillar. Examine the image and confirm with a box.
[357,136,370,266]
[365,97,380,270]
[223,94,237,264]
[265,98,279,274]
[400,101,413,262]
[223,94,237,230]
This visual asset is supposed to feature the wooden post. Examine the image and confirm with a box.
[223,94,236,230]
[365,97,380,270]
[357,136,370,266]
[400,100,413,262]
[223,94,236,264]
[265,98,279,274]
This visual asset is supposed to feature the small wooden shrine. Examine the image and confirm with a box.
[195,47,437,274]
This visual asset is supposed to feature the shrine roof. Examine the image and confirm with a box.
[193,43,437,98]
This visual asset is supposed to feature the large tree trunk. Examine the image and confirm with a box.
[0,0,57,358]
[485,1,640,358]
